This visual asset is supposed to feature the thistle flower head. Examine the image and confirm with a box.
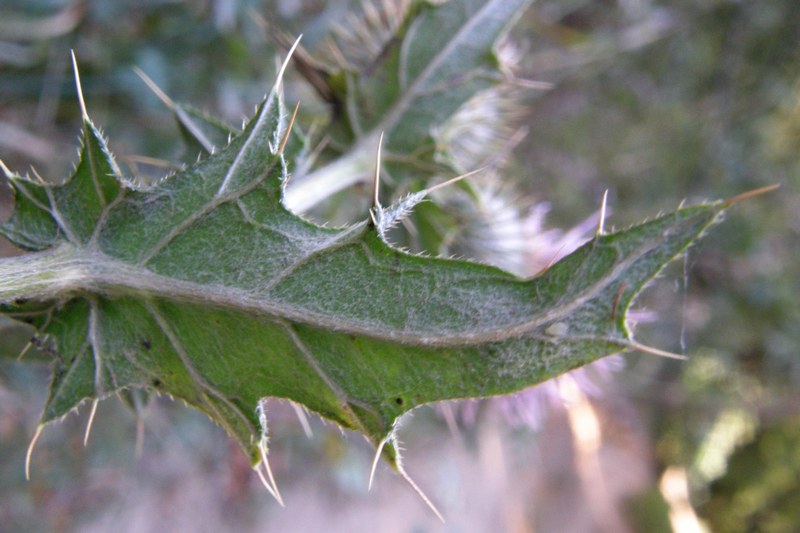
[319,0,412,72]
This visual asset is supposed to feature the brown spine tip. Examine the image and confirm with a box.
[724,184,780,207]
[277,101,301,155]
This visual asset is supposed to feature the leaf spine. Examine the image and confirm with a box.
[83,398,99,447]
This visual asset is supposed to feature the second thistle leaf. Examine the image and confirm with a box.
[286,0,533,212]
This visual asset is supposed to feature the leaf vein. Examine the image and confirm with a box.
[138,161,279,266]
[43,187,80,244]
[215,94,280,197]
[145,299,257,438]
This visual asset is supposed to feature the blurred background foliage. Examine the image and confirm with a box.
[0,1,797,532]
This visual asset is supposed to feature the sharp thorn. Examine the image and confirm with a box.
[254,400,283,505]
[398,464,445,523]
[30,166,46,185]
[290,401,313,438]
[628,341,688,361]
[25,425,44,481]
[597,189,609,236]
[254,464,281,504]
[537,242,569,276]
[0,159,13,178]
[611,282,628,322]
[368,437,389,491]
[275,34,303,89]
[422,167,486,196]
[71,50,89,119]
[258,438,285,506]
[724,184,780,207]
[277,101,301,155]
[83,399,99,447]
[132,66,175,109]
[262,459,285,507]
[373,132,385,210]
[16,339,33,361]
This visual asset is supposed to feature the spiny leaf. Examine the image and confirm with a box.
[0,50,742,512]
[5,68,721,446]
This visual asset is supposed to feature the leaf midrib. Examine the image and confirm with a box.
[371,0,497,139]
[6,230,661,348]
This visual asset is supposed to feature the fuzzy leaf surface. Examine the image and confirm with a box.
[0,69,726,469]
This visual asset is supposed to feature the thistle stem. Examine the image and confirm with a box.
[0,244,90,303]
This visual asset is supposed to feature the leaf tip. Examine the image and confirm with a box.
[83,399,99,447]
[398,464,445,523]
[25,424,45,481]
[16,338,34,361]
[368,436,389,491]
[289,402,313,438]
[275,34,303,89]
[254,461,285,506]
[628,341,688,361]
[610,282,628,322]
[277,101,301,156]
[71,50,89,120]
[0,159,13,179]
[597,189,609,236]
[255,401,284,506]
[133,66,175,109]
[372,132,385,211]
[422,166,485,196]
[723,184,780,207]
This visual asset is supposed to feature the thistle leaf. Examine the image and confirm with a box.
[0,51,734,502]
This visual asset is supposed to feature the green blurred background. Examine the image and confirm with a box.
[0,1,797,532]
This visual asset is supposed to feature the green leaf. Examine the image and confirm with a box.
[286,0,533,212]
[0,51,737,507]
